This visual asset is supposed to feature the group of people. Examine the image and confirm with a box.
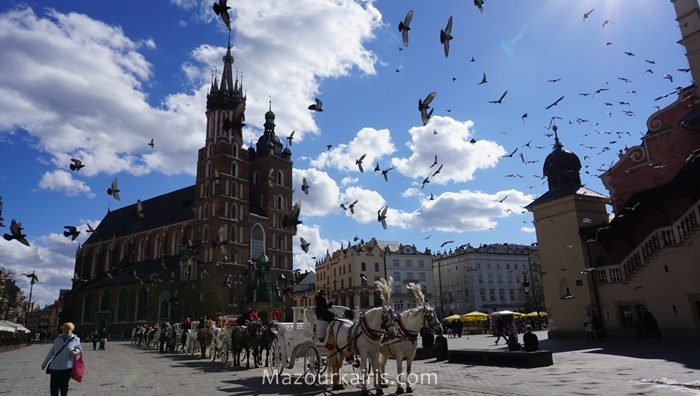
[494,316,540,352]
[88,329,107,351]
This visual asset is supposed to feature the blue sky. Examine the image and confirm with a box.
[0,0,691,307]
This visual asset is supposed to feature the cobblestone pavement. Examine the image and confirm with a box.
[1,332,698,395]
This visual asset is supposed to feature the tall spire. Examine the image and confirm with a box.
[219,43,235,92]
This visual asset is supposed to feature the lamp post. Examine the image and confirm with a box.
[23,271,38,326]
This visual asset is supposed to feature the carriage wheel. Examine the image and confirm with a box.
[303,347,321,383]
[221,345,229,365]
[270,337,284,375]
[211,346,218,362]
[319,356,328,375]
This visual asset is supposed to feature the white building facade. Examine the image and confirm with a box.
[379,241,435,312]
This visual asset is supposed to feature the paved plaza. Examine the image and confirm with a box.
[1,331,698,395]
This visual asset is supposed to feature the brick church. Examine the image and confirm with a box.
[62,42,294,337]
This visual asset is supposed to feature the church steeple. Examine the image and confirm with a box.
[543,125,582,191]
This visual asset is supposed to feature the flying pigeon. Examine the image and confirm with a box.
[348,200,359,214]
[474,0,485,14]
[301,177,310,195]
[439,16,454,58]
[300,237,310,253]
[212,0,232,30]
[107,178,121,201]
[308,98,323,112]
[282,201,302,235]
[356,154,367,172]
[63,226,80,241]
[69,158,85,171]
[377,206,388,229]
[148,138,155,148]
[3,219,30,246]
[398,10,414,48]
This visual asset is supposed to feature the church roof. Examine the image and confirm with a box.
[526,186,608,210]
[85,185,196,245]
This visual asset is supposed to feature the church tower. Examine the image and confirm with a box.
[526,126,609,338]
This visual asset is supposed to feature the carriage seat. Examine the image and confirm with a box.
[315,318,353,343]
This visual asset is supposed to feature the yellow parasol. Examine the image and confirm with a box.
[442,314,462,322]
[524,311,547,317]
[460,311,488,321]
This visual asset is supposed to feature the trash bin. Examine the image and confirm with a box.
[435,334,448,361]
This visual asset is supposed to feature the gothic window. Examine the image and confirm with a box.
[232,144,238,158]
[231,203,238,220]
[99,291,109,311]
[253,170,261,185]
[138,240,145,261]
[277,170,284,186]
[206,160,212,177]
[171,231,179,255]
[276,195,283,209]
[207,144,213,158]
[153,235,161,259]
[231,182,237,198]
[136,287,148,321]
[104,245,112,272]
[116,289,127,322]
[158,290,171,321]
[204,203,209,219]
[251,224,265,260]
[120,241,128,261]
[90,250,97,279]
[204,181,210,198]
[231,162,238,177]
[82,293,92,323]
[202,225,209,243]
[200,184,205,199]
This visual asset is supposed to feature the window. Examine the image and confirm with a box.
[392,259,399,267]
[171,231,179,255]
[137,240,145,261]
[104,246,111,272]
[136,288,148,321]
[489,289,496,301]
[277,170,284,186]
[499,289,505,301]
[231,162,238,177]
[515,264,519,270]
[231,182,237,198]
[497,274,503,283]
[120,242,128,261]
[116,289,128,322]
[509,289,515,301]
[406,259,413,268]
[232,144,238,158]
[204,203,209,219]
[506,264,510,270]
[478,274,483,283]
[90,250,97,279]
[393,272,400,282]
[253,170,261,184]
[206,160,212,177]
[497,263,500,269]
[251,224,265,260]
[375,262,380,272]
[488,273,493,283]
[361,262,366,271]
[99,291,109,311]
[418,260,425,268]
[153,235,161,259]
[407,271,413,280]
[508,274,513,283]
[82,293,92,323]
[419,272,426,282]
[487,263,491,269]
[202,225,209,243]
[480,289,486,301]
[231,203,238,220]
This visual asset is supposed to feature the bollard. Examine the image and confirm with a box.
[435,334,448,361]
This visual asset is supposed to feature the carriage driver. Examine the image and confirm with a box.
[315,289,335,323]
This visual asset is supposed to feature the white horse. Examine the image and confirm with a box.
[184,328,199,356]
[326,277,396,396]
[378,282,443,394]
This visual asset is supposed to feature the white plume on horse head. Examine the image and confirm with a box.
[406,282,426,307]
[374,276,393,304]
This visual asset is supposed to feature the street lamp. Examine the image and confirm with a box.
[22,271,38,326]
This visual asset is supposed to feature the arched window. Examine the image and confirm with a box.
[171,231,179,255]
[206,161,212,177]
[104,245,112,272]
[120,241,128,261]
[202,225,209,243]
[82,293,92,323]
[231,183,237,198]
[253,170,261,185]
[229,224,237,243]
[276,195,284,209]
[207,144,213,158]
[99,291,110,312]
[251,224,265,260]
[138,240,145,261]
[158,290,171,321]
[277,170,284,186]
[116,289,128,322]
[231,203,238,220]
[231,162,238,177]
[232,144,239,158]
[153,235,161,259]
[136,287,148,321]
[204,203,209,219]
[204,181,210,197]
[90,250,98,279]
[200,184,206,199]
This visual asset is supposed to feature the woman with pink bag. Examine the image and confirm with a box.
[41,322,83,396]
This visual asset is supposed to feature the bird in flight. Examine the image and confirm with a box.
[348,200,359,214]
[474,0,485,14]
[377,206,388,229]
[282,201,302,235]
[398,10,414,48]
[286,130,295,147]
[212,0,232,30]
[440,16,454,58]
[498,195,509,203]
[419,91,437,125]
[624,51,635,56]
[3,219,30,246]
[502,147,519,158]
[432,164,443,177]
[300,237,310,253]
[63,226,80,241]
[545,96,564,109]
[69,158,84,171]
[477,72,487,85]
[85,224,95,234]
[440,240,454,248]
[374,163,381,172]
[547,78,561,83]
[430,154,438,168]
[356,154,367,172]
[521,113,529,125]
[602,20,612,28]
[308,98,323,112]
[489,90,508,104]
[381,167,394,182]
[583,8,594,21]
[421,175,430,189]
[301,177,310,195]
[107,178,121,201]
[148,138,155,148]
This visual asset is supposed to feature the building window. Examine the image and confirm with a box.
[231,203,238,220]
[478,274,483,283]
[418,260,425,268]
[153,235,161,259]
[251,224,265,260]
[90,250,98,279]
[499,289,505,301]
[497,274,503,283]
[137,240,145,261]
[202,225,209,243]
[361,262,366,271]
[419,272,426,282]
[231,162,238,177]
[497,263,500,269]
[515,264,519,270]
[392,259,399,267]
[509,289,515,301]
[136,288,148,321]
[120,242,128,261]
[104,246,111,272]
[393,272,400,282]
[277,170,284,186]
[82,293,92,323]
[480,289,486,302]
[206,160,212,177]
[508,274,513,283]
[171,232,179,255]
[407,272,413,280]
[204,203,209,219]
[374,262,380,272]
[99,291,109,311]
[506,264,510,270]
[406,259,413,268]
[232,144,238,158]
[253,170,261,185]
[488,274,493,283]
[489,289,496,301]
[116,289,128,322]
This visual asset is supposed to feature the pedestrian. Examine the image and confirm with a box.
[584,312,595,340]
[456,319,463,338]
[523,324,539,351]
[90,332,98,351]
[494,316,508,344]
[507,325,521,351]
[41,322,82,396]
[592,312,604,340]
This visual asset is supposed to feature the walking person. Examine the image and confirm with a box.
[494,316,508,344]
[584,312,595,340]
[41,322,82,396]
[90,332,98,351]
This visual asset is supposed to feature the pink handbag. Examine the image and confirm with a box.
[71,355,84,383]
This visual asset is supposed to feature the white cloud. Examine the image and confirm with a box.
[521,226,536,233]
[340,176,359,187]
[392,116,507,184]
[292,168,341,217]
[401,187,424,199]
[310,127,396,172]
[37,170,95,198]
[339,186,386,224]
[293,224,341,272]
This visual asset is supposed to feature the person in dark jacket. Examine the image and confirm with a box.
[523,325,539,351]
[315,290,335,323]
